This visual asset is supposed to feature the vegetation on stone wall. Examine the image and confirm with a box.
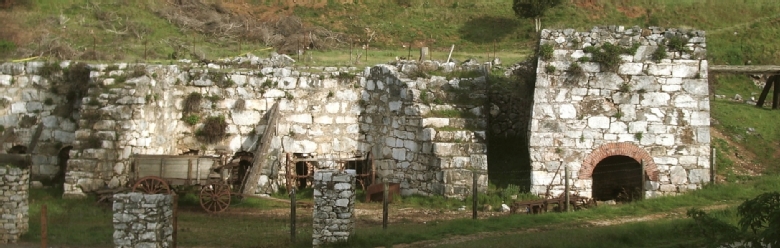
[196,115,227,143]
[183,92,202,115]
[583,43,639,72]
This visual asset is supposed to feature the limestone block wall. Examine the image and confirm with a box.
[112,193,173,248]
[1,59,489,199]
[0,62,77,180]
[0,166,29,244]
[360,65,488,197]
[312,170,355,247]
[529,26,711,198]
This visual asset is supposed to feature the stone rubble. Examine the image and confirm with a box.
[112,192,174,248]
[0,165,29,244]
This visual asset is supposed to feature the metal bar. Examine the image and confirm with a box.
[472,172,478,219]
[289,156,368,162]
[370,152,376,186]
[641,159,646,200]
[186,159,192,186]
[383,179,389,230]
[196,159,201,185]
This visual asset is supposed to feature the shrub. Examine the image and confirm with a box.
[569,62,584,78]
[538,44,554,61]
[584,42,638,72]
[666,35,691,54]
[634,132,643,141]
[129,65,146,78]
[0,39,16,55]
[652,45,668,61]
[545,65,556,73]
[183,93,202,115]
[618,82,631,93]
[182,114,201,126]
[197,115,228,143]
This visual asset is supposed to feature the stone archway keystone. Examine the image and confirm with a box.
[579,142,659,181]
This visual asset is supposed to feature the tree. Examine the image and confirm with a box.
[512,0,563,32]
[737,192,780,247]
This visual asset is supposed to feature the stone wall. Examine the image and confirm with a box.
[529,26,711,199]
[0,62,77,180]
[361,65,488,198]
[312,170,354,247]
[0,165,29,244]
[0,58,489,199]
[112,192,173,248]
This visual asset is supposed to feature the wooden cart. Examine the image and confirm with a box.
[130,154,241,213]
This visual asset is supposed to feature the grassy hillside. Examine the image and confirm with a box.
[2,0,780,65]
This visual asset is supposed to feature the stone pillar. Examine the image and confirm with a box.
[312,170,355,247]
[0,165,29,244]
[112,193,174,248]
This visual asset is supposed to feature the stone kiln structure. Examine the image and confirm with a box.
[529,26,711,199]
[0,165,29,244]
[0,58,488,199]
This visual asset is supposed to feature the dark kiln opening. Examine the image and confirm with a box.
[591,155,643,202]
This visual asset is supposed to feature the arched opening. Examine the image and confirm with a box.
[53,146,73,186]
[7,145,27,154]
[591,155,643,202]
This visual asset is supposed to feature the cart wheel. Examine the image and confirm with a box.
[200,182,231,213]
[132,176,172,194]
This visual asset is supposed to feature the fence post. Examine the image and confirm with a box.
[290,188,296,241]
[173,194,178,248]
[383,178,388,230]
[472,172,478,220]
[41,204,47,248]
[564,165,570,212]
[711,148,716,185]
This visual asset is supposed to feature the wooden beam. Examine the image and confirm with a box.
[709,65,780,74]
[774,80,780,109]
[756,76,775,108]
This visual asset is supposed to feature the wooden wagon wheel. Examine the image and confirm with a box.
[132,176,172,194]
[200,181,231,213]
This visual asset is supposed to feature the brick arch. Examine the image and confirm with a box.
[579,142,659,181]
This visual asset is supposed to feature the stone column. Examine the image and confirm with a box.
[0,165,29,244]
[113,192,174,248]
[312,170,355,247]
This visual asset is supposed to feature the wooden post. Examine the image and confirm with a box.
[641,159,646,200]
[290,188,296,241]
[472,172,478,220]
[420,47,429,62]
[407,40,412,60]
[382,179,388,230]
[564,165,569,212]
[756,76,775,108]
[711,148,717,185]
[41,204,47,248]
[349,38,353,65]
[446,44,455,63]
[144,40,148,61]
[173,194,178,248]
[773,79,780,109]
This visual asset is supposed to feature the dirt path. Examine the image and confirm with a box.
[391,204,734,248]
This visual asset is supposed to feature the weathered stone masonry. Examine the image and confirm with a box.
[112,192,174,248]
[0,60,488,199]
[312,170,355,247]
[0,165,29,244]
[529,26,711,199]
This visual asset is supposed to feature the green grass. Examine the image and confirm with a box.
[335,174,780,247]
[426,109,477,118]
